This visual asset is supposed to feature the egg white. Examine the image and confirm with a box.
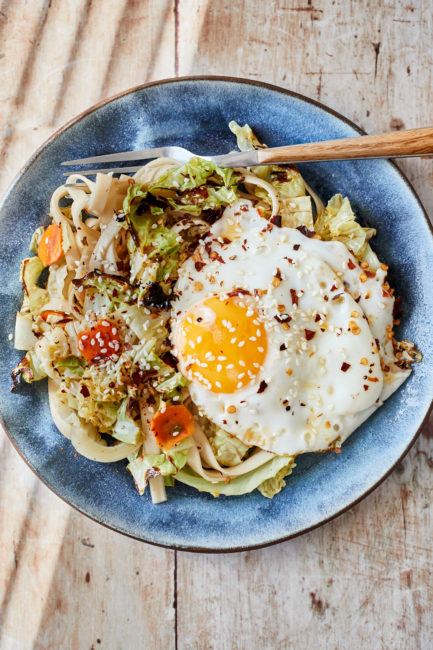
[171,201,410,456]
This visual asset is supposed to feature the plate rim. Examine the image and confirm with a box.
[1,75,432,553]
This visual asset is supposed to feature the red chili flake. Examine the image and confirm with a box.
[275,267,282,280]
[270,214,282,227]
[257,380,268,393]
[305,329,315,341]
[275,314,292,324]
[202,207,224,224]
[290,289,298,305]
[297,225,315,238]
[330,284,338,292]
[324,295,329,301]
[285,257,294,264]
[363,385,369,391]
[393,295,403,319]
[347,259,356,270]
[209,250,225,263]
[314,314,321,322]
[300,402,306,407]
[293,244,300,251]
[367,376,379,382]
[80,385,90,398]
[227,288,251,298]
[341,362,351,372]
[240,204,249,212]
[280,343,287,351]
[355,296,361,303]
[161,351,178,368]
[191,187,208,199]
[366,270,376,278]
[194,261,206,272]
[375,338,381,350]
[131,369,158,386]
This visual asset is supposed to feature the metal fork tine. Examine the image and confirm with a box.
[63,165,143,176]
[61,147,166,166]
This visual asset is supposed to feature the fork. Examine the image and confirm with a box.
[61,127,433,176]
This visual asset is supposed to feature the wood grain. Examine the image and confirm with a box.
[257,127,433,164]
[1,1,432,649]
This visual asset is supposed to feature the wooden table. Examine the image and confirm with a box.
[1,2,432,648]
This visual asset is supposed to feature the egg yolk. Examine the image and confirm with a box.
[175,295,268,394]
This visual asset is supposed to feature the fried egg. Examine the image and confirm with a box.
[170,200,410,456]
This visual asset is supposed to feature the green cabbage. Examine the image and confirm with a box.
[127,439,192,495]
[14,312,37,350]
[112,397,141,444]
[156,372,189,397]
[54,355,87,377]
[150,157,240,193]
[11,350,47,388]
[228,121,266,151]
[21,257,49,314]
[211,429,249,467]
[253,164,306,199]
[314,194,380,270]
[29,226,45,255]
[73,270,132,311]
[175,455,295,497]
[77,399,118,433]
[257,461,295,498]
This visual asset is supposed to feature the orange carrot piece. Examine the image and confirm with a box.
[150,405,194,451]
[77,319,121,364]
[38,224,63,266]
[40,310,67,321]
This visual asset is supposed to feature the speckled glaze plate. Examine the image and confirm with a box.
[1,77,432,552]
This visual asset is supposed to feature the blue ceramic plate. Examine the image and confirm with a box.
[1,77,432,552]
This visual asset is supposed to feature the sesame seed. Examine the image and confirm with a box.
[257,347,264,352]
[227,364,234,369]
[238,341,245,348]
[101,320,110,326]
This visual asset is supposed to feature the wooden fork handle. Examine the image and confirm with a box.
[257,127,433,164]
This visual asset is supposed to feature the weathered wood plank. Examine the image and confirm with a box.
[0,0,176,197]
